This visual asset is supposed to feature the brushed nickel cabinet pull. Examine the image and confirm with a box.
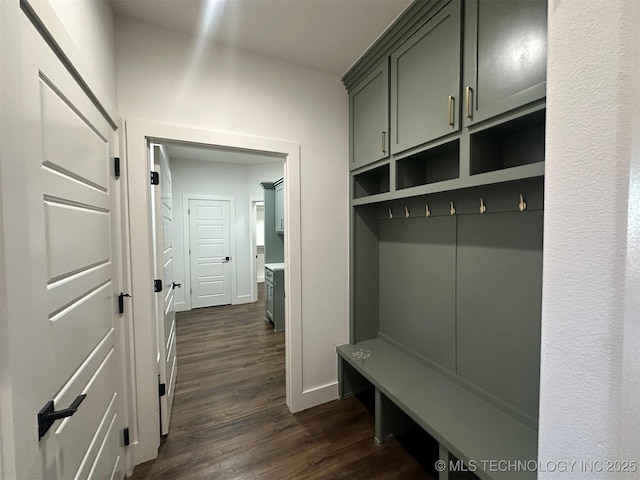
[448,96,455,126]
[465,86,473,119]
[382,131,386,155]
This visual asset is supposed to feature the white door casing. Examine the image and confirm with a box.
[125,120,302,466]
[0,4,125,479]
[151,145,177,435]
[189,199,232,308]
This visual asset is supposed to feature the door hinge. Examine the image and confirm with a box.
[189,248,191,255]
[150,171,160,185]
[188,208,190,215]
[123,427,130,446]
[118,292,131,315]
[154,279,162,292]
[114,157,121,179]
[159,383,166,397]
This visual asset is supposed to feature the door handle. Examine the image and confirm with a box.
[222,256,230,263]
[38,394,86,440]
[465,86,473,119]
[448,96,455,126]
[172,282,181,289]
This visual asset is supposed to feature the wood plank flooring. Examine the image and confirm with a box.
[129,286,435,480]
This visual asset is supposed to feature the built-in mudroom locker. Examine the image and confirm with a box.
[337,1,546,479]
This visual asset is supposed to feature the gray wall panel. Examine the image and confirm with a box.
[379,216,456,371]
[456,211,543,419]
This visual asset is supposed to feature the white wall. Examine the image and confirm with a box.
[47,0,116,102]
[116,16,350,397]
[539,0,640,474]
[171,157,282,310]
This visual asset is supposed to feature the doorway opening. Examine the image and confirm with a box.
[126,120,302,465]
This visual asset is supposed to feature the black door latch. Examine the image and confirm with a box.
[38,394,86,440]
[172,282,181,289]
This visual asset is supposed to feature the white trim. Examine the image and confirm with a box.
[125,119,304,466]
[182,194,237,308]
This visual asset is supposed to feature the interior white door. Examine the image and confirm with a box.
[151,145,177,436]
[189,199,232,308]
[0,10,124,480]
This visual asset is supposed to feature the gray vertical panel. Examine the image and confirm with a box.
[354,206,380,342]
[379,216,456,371]
[456,211,543,419]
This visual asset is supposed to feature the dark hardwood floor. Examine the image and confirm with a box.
[129,286,435,480]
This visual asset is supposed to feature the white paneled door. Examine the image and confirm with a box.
[151,145,177,435]
[189,200,232,308]
[1,9,124,480]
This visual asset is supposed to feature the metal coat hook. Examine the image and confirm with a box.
[405,206,410,219]
[479,198,487,214]
[388,208,393,220]
[450,201,456,215]
[425,204,431,217]
[519,194,527,212]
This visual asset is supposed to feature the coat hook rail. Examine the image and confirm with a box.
[425,204,431,217]
[479,198,487,214]
[405,206,410,219]
[450,201,456,215]
[388,208,393,220]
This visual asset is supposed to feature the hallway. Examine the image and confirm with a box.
[130,288,433,479]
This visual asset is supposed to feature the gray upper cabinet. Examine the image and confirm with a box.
[391,2,461,155]
[463,0,547,126]
[350,60,389,171]
[274,178,284,234]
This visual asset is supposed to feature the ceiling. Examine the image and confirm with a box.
[109,0,411,76]
[162,141,284,166]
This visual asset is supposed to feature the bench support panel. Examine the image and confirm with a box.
[338,357,374,399]
[375,388,416,444]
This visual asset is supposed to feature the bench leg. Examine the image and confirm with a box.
[338,357,372,399]
[374,388,415,445]
[438,446,479,480]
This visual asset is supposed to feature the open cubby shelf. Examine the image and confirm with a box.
[396,139,460,190]
[353,163,390,199]
[470,109,546,175]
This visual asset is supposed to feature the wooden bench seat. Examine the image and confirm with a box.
[337,338,537,480]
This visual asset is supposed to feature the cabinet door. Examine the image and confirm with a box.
[463,0,547,126]
[266,280,275,322]
[391,2,461,155]
[275,181,284,234]
[350,60,389,170]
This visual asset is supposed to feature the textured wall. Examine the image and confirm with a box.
[539,0,640,476]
